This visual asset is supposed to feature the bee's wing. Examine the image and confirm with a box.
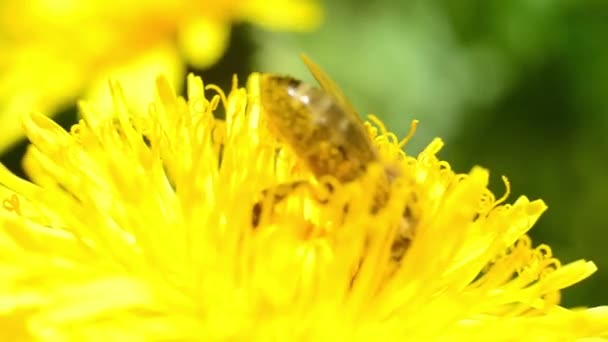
[301,54,363,123]
[301,53,379,171]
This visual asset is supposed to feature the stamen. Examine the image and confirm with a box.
[205,84,228,110]
[367,115,387,135]
[399,119,419,148]
[231,74,239,92]
[493,175,511,208]
[2,193,21,215]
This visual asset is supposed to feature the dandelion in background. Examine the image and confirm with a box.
[0,69,607,340]
[0,0,322,151]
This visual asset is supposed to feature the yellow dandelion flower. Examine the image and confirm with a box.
[1,70,608,341]
[0,0,322,152]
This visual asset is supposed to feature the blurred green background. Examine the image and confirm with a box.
[2,0,607,307]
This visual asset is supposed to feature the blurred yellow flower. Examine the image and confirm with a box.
[1,72,608,340]
[0,0,322,152]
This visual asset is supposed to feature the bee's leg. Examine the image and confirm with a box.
[250,179,340,228]
[390,204,417,262]
[251,181,306,228]
[366,177,417,261]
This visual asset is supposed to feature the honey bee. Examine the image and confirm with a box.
[257,55,414,261]
[259,55,379,183]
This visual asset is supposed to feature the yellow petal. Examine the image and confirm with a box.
[239,0,323,31]
[0,70,606,340]
[178,18,231,69]
[0,0,323,151]
[84,41,184,120]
